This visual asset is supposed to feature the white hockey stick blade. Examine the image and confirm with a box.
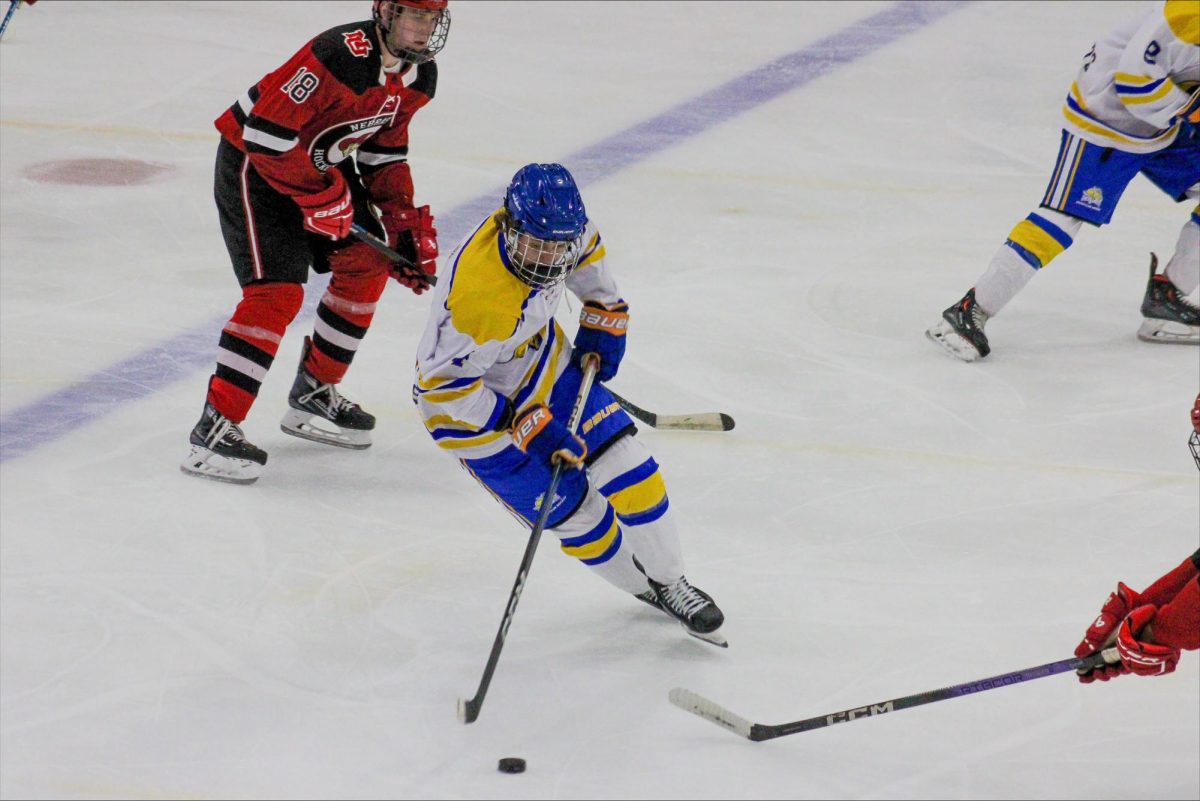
[653,412,735,432]
[668,687,753,739]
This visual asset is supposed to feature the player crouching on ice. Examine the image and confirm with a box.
[412,163,726,646]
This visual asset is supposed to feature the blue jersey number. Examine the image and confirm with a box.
[1143,40,1160,65]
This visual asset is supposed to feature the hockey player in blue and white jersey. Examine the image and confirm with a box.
[928,0,1200,361]
[412,163,726,646]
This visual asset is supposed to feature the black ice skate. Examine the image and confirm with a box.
[1137,253,1199,345]
[926,287,991,361]
[644,576,728,648]
[280,338,375,449]
[180,402,268,485]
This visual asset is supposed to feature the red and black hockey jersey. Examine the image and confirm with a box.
[214,19,435,207]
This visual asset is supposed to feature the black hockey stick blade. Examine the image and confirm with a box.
[457,695,480,724]
[669,648,1119,742]
[610,390,734,432]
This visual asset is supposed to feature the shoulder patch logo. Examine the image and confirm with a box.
[343,30,373,58]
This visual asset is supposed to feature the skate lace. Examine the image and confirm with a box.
[299,382,359,415]
[660,577,708,618]
[206,416,245,447]
[1175,291,1200,313]
[967,300,989,329]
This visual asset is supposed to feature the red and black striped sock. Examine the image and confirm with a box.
[207,282,304,423]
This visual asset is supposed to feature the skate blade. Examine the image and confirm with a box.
[925,324,982,362]
[1137,319,1199,345]
[180,447,261,485]
[634,593,728,647]
[280,409,372,449]
[683,623,729,649]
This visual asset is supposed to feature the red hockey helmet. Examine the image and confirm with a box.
[373,0,450,64]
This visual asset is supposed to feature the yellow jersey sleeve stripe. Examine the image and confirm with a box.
[1118,80,1176,106]
[422,413,485,432]
[430,430,508,451]
[1113,72,1157,87]
[416,373,481,392]
[420,385,484,404]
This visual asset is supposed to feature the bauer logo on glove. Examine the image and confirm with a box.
[573,301,628,382]
[579,304,628,333]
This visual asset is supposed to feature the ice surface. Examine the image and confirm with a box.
[2,2,1197,799]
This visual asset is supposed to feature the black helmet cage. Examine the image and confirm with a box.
[374,1,450,64]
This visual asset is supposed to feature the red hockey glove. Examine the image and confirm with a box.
[380,204,438,294]
[511,403,587,468]
[1074,582,1140,683]
[1116,605,1182,677]
[297,174,354,241]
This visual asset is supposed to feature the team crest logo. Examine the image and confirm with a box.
[533,490,565,514]
[343,30,373,58]
[1077,186,1104,211]
[308,95,403,171]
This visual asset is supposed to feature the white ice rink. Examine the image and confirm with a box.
[2,1,1198,799]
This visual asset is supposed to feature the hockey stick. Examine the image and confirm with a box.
[0,1,20,41]
[669,647,1120,741]
[349,223,437,288]
[458,354,601,724]
[608,389,735,432]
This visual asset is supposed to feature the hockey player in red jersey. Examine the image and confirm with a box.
[182,0,449,484]
[1073,396,1200,681]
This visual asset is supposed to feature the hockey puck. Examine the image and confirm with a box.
[497,757,526,774]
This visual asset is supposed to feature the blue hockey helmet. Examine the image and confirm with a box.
[501,163,588,288]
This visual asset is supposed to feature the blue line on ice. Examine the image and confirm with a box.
[0,1,966,462]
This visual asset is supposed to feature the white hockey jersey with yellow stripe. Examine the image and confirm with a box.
[413,209,619,460]
[1063,0,1199,153]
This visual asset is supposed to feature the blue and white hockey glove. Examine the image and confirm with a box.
[572,300,628,382]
